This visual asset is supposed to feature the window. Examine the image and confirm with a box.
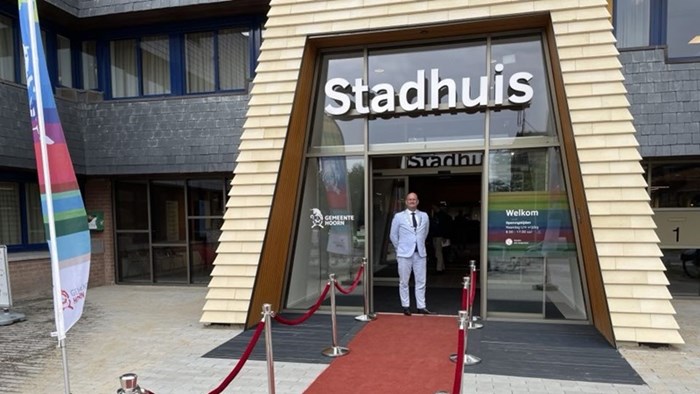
[0,181,46,249]
[142,36,171,95]
[109,28,250,98]
[110,39,138,98]
[0,15,14,82]
[186,32,214,93]
[649,162,700,208]
[614,0,651,48]
[666,0,700,59]
[57,34,73,87]
[186,28,249,93]
[81,41,98,90]
[0,11,258,97]
[218,29,250,90]
[0,19,74,87]
[115,178,227,284]
[0,182,21,245]
[110,35,172,97]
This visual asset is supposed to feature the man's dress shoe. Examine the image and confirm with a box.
[417,308,434,315]
[403,307,412,316]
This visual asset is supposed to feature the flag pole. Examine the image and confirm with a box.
[25,1,71,392]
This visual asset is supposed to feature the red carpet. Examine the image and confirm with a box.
[304,314,458,394]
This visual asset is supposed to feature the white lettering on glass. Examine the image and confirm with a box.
[324,65,534,116]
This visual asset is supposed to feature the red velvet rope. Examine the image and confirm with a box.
[461,282,468,310]
[469,270,478,307]
[334,264,365,295]
[452,327,465,394]
[208,321,266,394]
[273,282,331,326]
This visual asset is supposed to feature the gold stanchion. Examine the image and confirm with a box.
[468,260,483,330]
[322,274,350,357]
[262,304,276,394]
[355,258,376,322]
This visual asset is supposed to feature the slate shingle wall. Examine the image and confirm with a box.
[44,0,231,17]
[0,81,85,173]
[0,81,244,176]
[83,94,245,175]
[620,48,700,157]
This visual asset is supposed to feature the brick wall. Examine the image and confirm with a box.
[84,178,115,287]
[6,178,114,302]
[7,257,52,301]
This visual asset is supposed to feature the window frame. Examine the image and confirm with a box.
[0,6,263,98]
[0,175,48,253]
[100,19,260,99]
[662,0,700,63]
[614,0,700,63]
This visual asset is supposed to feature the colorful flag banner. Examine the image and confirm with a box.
[18,0,91,339]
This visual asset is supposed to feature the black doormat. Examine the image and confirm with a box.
[203,313,644,385]
[372,285,467,316]
[202,314,365,364]
[465,321,645,385]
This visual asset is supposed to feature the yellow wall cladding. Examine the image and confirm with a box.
[202,0,682,345]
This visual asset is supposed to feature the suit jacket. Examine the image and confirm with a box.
[390,209,429,258]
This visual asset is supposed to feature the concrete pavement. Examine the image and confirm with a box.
[1,285,698,393]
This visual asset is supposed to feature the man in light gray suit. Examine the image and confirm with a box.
[390,192,433,315]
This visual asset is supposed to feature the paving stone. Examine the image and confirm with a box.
[1,286,698,393]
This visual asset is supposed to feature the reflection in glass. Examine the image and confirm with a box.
[487,148,586,320]
[115,181,148,230]
[117,233,150,282]
[649,162,700,208]
[286,157,365,310]
[188,179,225,216]
[309,53,365,153]
[368,42,487,148]
[489,35,555,142]
[189,218,222,284]
[153,246,187,283]
[0,182,20,245]
[372,177,406,278]
[26,183,46,243]
[667,0,700,59]
[150,180,186,243]
[660,248,700,296]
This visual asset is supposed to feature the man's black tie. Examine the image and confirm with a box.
[411,212,417,228]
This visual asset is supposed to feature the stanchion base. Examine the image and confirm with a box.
[0,311,26,326]
[465,354,481,365]
[467,321,483,330]
[449,353,482,365]
[354,313,376,322]
[322,346,350,357]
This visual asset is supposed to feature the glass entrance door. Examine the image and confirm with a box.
[485,148,587,320]
[371,177,407,282]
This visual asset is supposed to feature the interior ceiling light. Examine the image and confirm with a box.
[689,35,700,44]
